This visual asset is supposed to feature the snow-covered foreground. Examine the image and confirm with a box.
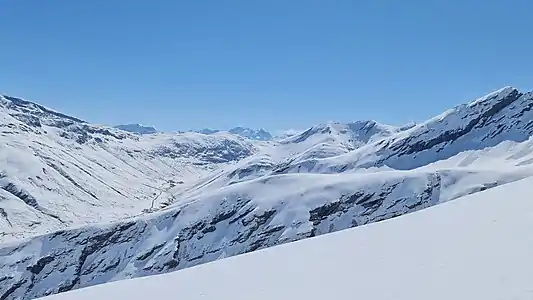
[39,176,533,300]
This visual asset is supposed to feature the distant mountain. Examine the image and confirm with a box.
[114,123,157,134]
[274,128,303,139]
[281,120,401,147]
[228,127,273,141]
[197,128,219,135]
[196,127,273,141]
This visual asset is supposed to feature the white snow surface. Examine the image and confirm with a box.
[3,87,533,299]
[0,95,257,242]
[39,176,533,300]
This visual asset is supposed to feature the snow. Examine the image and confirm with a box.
[38,176,533,300]
[0,95,260,242]
[114,124,157,134]
[2,166,530,300]
[3,87,533,299]
[4,86,528,243]
[195,127,274,141]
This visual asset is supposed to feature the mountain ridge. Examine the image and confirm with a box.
[36,175,533,300]
[2,86,533,299]
[114,124,157,135]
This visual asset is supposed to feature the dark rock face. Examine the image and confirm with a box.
[8,114,42,128]
[152,139,254,163]
[26,256,55,275]
[388,89,523,158]
[61,124,128,144]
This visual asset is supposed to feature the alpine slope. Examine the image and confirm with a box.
[2,86,533,299]
[37,175,533,300]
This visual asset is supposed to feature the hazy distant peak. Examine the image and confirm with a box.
[114,123,157,134]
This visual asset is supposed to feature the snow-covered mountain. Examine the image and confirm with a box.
[37,176,533,300]
[228,127,273,141]
[196,128,219,135]
[114,124,157,135]
[271,128,302,140]
[281,120,401,147]
[2,86,533,299]
[0,95,257,242]
[196,127,273,141]
[271,86,533,174]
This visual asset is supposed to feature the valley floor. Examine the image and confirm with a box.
[39,176,533,300]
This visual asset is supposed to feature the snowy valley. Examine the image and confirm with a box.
[1,86,533,299]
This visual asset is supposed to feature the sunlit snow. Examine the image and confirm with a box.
[39,176,533,300]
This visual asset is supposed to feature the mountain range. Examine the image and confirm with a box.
[2,86,533,299]
[114,123,276,141]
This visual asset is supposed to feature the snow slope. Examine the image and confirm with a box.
[0,95,258,242]
[3,87,533,299]
[265,87,533,175]
[38,176,533,300]
[2,167,533,300]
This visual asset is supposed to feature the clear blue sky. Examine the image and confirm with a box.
[1,0,532,132]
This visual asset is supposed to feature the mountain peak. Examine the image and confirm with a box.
[467,86,519,108]
[114,123,157,134]
[228,127,273,141]
[196,127,273,141]
[283,120,399,147]
[1,94,85,124]
[197,128,219,135]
